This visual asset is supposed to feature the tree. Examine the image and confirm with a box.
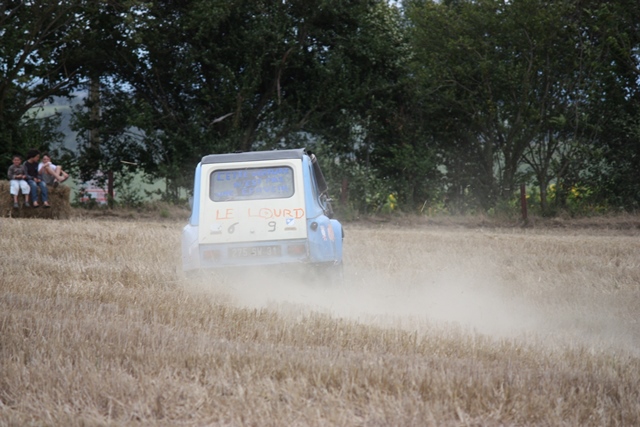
[406,0,607,212]
[66,0,149,182]
[0,0,84,164]
[585,0,640,210]
[514,1,607,214]
[88,0,410,200]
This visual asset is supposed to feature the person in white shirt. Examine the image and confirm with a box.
[38,153,70,187]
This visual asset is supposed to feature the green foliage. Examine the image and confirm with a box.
[406,0,633,214]
[380,193,398,215]
[76,0,410,203]
[314,149,396,217]
[113,168,145,209]
[72,188,101,210]
[548,184,609,217]
[3,0,640,216]
[420,198,449,217]
[372,141,440,212]
[0,1,83,165]
[496,183,611,219]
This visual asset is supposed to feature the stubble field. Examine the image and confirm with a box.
[1,215,639,426]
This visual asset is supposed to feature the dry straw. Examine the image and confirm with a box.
[0,181,71,219]
[1,217,639,426]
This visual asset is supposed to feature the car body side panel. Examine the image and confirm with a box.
[189,163,202,226]
[302,155,325,220]
[181,223,200,271]
[307,215,338,263]
[330,219,343,261]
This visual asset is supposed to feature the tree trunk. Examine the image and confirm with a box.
[89,76,101,154]
[539,183,548,214]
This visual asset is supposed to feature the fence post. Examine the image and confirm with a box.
[340,177,349,205]
[520,183,528,223]
[107,170,114,207]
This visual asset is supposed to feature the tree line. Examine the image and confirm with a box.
[2,0,639,215]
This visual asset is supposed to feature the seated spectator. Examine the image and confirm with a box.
[24,149,50,208]
[7,155,31,208]
[38,153,70,187]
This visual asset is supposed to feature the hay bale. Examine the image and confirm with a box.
[0,180,71,219]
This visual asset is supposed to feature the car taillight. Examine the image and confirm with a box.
[287,244,306,255]
[203,249,221,260]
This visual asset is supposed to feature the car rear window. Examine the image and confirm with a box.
[210,167,294,201]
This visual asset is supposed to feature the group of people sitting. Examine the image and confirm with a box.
[7,149,70,209]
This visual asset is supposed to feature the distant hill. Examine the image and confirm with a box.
[37,92,87,152]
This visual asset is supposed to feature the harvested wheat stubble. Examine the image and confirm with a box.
[0,180,71,219]
[1,219,639,426]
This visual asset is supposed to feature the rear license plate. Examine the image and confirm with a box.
[229,245,282,258]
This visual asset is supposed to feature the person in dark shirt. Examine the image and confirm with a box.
[24,149,49,208]
[7,155,31,208]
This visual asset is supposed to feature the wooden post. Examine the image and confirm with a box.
[520,183,528,223]
[340,177,349,205]
[107,170,114,207]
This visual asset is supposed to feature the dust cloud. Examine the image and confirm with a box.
[182,261,639,356]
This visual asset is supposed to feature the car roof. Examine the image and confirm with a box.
[201,148,306,165]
